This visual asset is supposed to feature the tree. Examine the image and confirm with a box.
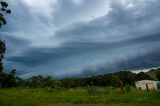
[115,71,136,86]
[30,76,39,88]
[43,76,54,88]
[0,40,5,73]
[0,1,11,72]
[0,1,11,27]
[0,1,11,88]
[136,72,153,81]
[156,71,160,80]
[111,75,120,87]
[5,69,17,87]
[1,69,17,88]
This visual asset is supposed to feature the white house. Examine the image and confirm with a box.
[135,80,157,90]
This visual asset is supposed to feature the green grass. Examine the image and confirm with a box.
[0,87,160,106]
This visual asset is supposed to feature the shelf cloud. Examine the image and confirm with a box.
[1,0,160,78]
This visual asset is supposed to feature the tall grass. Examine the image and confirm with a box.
[0,87,160,106]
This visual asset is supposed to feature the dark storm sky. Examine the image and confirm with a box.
[0,0,160,78]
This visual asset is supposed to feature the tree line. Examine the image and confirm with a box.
[59,69,160,88]
[0,68,160,89]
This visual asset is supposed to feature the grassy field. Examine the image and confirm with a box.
[0,87,160,106]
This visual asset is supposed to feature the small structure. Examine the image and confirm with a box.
[135,80,157,91]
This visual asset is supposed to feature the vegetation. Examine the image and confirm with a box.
[156,70,160,80]
[0,1,11,27]
[147,68,160,80]
[59,70,159,89]
[0,0,11,88]
[0,69,160,89]
[0,69,159,105]
[0,87,160,106]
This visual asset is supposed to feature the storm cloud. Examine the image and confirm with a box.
[0,0,160,78]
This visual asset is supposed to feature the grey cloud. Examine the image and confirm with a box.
[79,47,160,78]
[53,0,107,27]
[8,32,160,78]
[1,0,160,78]
[55,0,160,43]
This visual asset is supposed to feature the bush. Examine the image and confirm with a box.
[86,86,108,96]
[87,86,100,96]
[125,84,131,93]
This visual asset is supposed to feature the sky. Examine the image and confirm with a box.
[0,0,160,78]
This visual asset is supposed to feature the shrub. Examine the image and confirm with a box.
[86,86,107,96]
[87,86,99,96]
[125,84,131,93]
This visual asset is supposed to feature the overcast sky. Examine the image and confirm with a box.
[0,0,160,78]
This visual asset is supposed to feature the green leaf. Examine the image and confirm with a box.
[0,2,8,8]
[1,7,6,11]
[6,9,11,14]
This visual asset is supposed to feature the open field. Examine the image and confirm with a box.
[0,87,160,106]
[48,104,160,106]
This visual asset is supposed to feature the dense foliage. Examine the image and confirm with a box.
[0,1,11,88]
[59,70,157,88]
[156,68,160,80]
[0,68,159,89]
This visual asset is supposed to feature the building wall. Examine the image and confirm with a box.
[135,80,157,90]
